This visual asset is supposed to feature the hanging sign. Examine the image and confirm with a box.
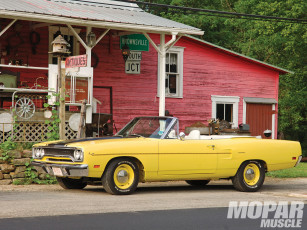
[125,61,140,74]
[65,55,87,68]
[120,34,149,51]
[127,51,142,61]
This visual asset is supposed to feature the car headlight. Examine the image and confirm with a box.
[74,149,83,161]
[32,148,45,158]
[39,148,45,158]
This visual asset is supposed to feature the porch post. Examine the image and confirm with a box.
[85,27,93,123]
[159,34,166,116]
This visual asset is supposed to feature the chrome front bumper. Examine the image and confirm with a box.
[295,155,302,167]
[32,161,89,177]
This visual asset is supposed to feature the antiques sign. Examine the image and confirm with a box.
[65,55,87,68]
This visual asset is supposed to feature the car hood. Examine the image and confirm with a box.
[43,136,123,148]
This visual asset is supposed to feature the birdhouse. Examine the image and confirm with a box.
[51,35,70,54]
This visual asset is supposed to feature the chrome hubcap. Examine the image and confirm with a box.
[117,170,128,183]
[245,168,255,180]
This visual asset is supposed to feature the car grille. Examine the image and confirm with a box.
[43,147,75,158]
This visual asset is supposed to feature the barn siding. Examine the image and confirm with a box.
[0,23,279,135]
[91,34,279,134]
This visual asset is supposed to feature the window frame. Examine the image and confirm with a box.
[211,95,240,128]
[48,26,80,64]
[157,46,184,98]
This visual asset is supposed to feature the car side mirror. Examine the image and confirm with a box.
[264,129,272,138]
[179,132,185,141]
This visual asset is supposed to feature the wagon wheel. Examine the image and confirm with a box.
[15,97,36,119]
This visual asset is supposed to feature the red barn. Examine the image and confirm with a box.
[0,0,290,142]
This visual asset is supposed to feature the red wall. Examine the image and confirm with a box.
[0,20,49,88]
[91,33,279,133]
[0,21,279,134]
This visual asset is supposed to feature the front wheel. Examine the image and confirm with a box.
[56,177,87,189]
[102,159,139,195]
[232,161,265,192]
[186,180,210,187]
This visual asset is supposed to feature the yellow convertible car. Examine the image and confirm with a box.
[32,116,302,195]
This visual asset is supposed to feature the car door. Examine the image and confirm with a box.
[158,139,218,175]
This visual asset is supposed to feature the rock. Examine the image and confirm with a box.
[0,164,16,173]
[15,166,27,174]
[7,150,22,159]
[38,173,50,180]
[12,158,31,166]
[0,172,3,180]
[11,172,26,178]
[22,150,32,158]
[0,179,12,185]
[3,174,11,179]
[34,166,46,174]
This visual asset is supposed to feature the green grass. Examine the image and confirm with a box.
[266,162,307,178]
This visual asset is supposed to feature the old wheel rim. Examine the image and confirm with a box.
[15,97,35,119]
[243,163,260,186]
[114,164,134,189]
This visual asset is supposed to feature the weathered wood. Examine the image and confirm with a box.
[77,100,87,139]
[59,59,66,140]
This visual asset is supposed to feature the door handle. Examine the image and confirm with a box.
[207,145,215,150]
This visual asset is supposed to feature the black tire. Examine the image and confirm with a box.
[186,180,210,187]
[232,161,265,192]
[102,158,139,195]
[56,177,87,189]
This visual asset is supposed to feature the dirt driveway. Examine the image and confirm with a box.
[0,177,306,219]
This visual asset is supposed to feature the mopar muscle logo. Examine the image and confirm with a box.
[227,201,304,228]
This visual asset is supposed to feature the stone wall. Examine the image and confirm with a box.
[0,149,49,185]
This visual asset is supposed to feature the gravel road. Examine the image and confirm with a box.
[0,177,306,219]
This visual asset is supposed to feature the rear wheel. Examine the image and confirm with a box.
[186,180,210,187]
[102,159,139,195]
[232,161,265,192]
[56,177,87,189]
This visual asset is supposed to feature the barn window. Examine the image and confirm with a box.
[211,96,240,128]
[158,47,184,98]
[216,103,233,122]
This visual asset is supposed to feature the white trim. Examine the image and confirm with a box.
[0,19,16,37]
[243,99,247,124]
[157,46,184,98]
[0,64,48,70]
[272,104,276,139]
[211,95,240,128]
[158,34,166,116]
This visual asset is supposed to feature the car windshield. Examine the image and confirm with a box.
[115,117,175,139]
